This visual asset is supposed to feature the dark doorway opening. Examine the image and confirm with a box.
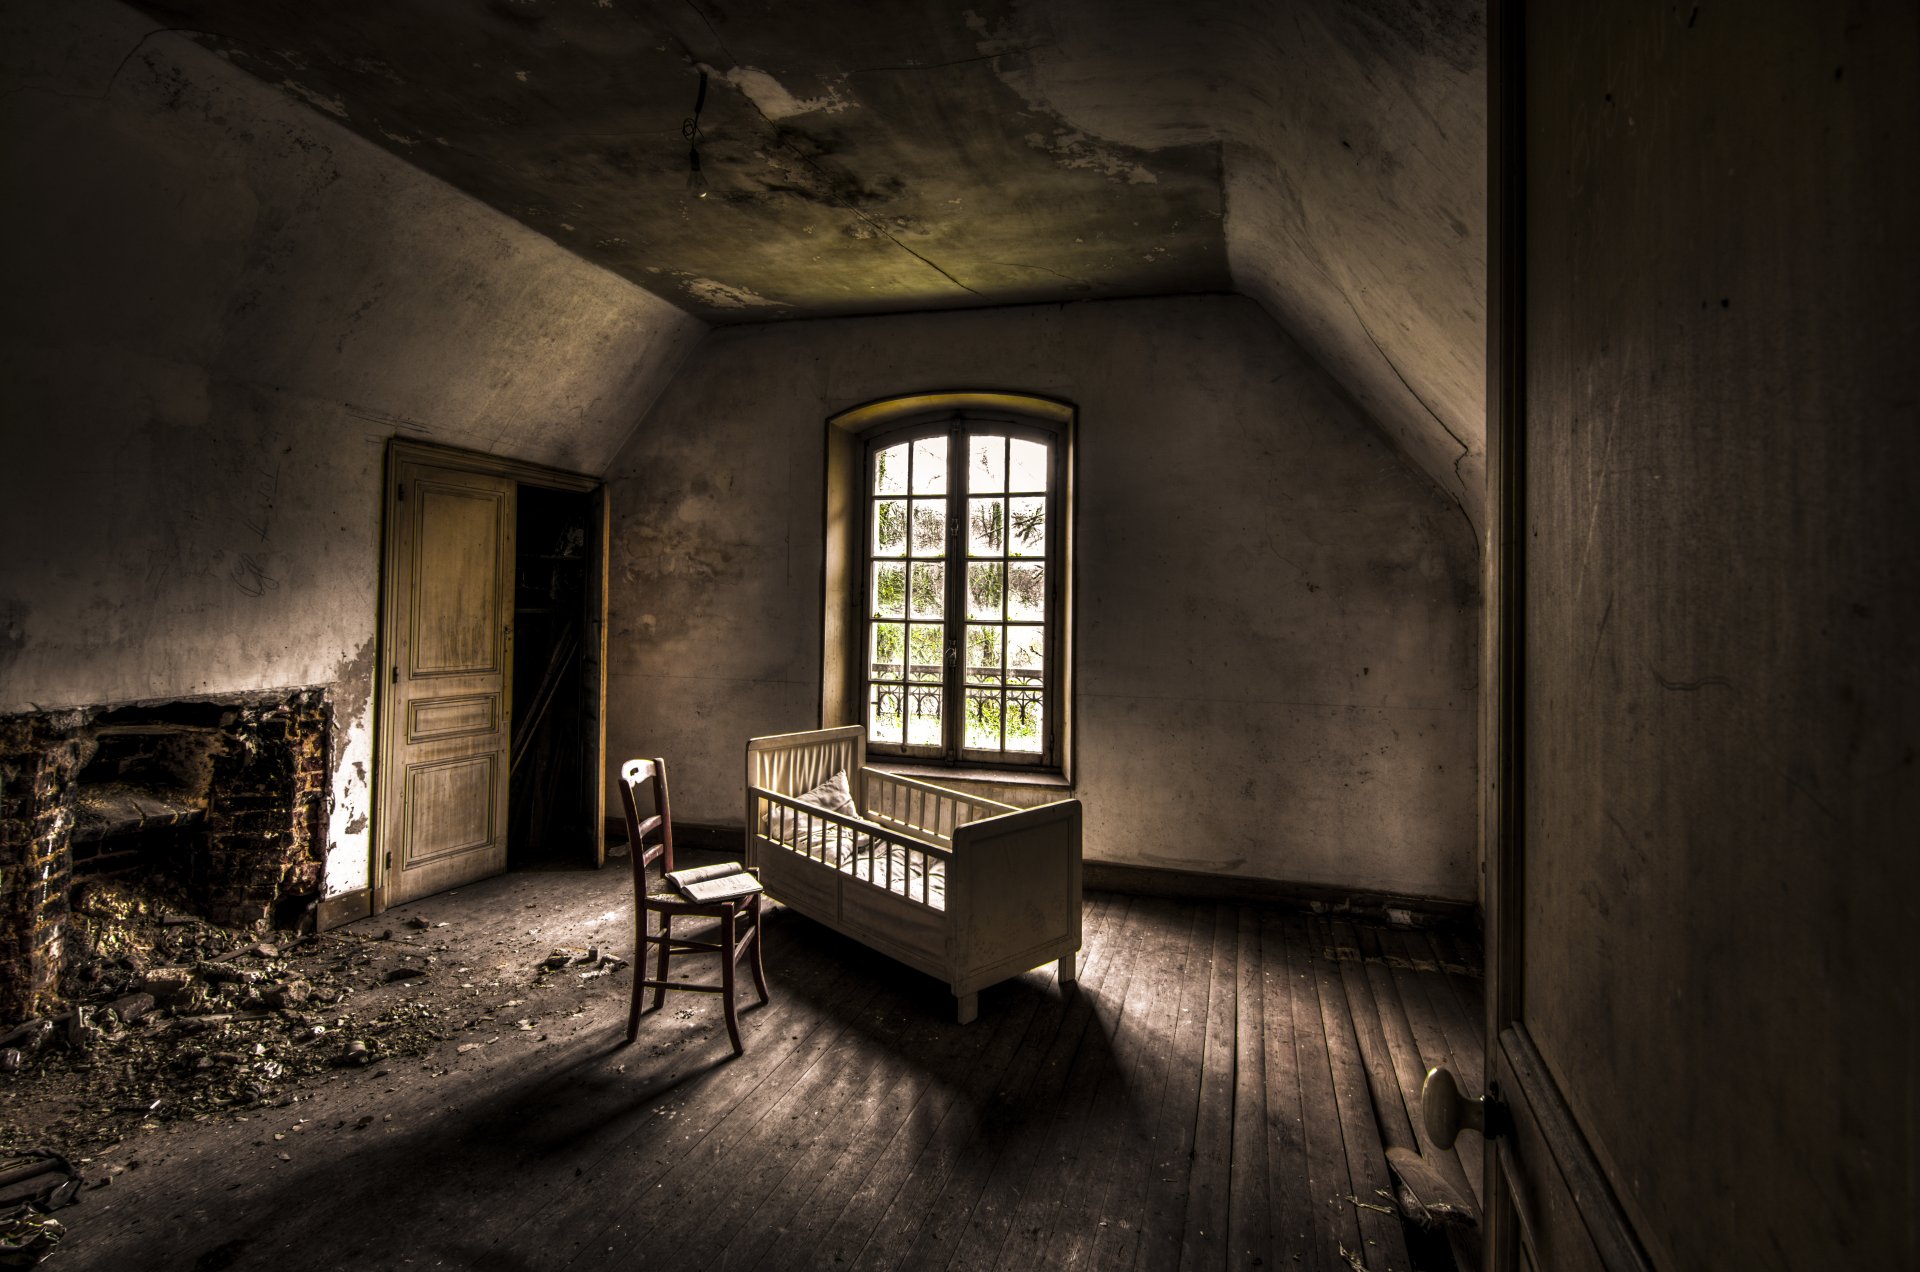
[509,484,596,869]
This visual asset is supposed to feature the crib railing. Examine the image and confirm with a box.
[860,768,1013,847]
[750,787,952,911]
[746,725,864,807]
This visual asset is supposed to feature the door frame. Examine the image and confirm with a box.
[372,439,610,914]
[1483,5,1656,1269]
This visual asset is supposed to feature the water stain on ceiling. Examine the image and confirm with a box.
[138,0,1231,323]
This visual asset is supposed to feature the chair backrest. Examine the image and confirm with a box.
[618,758,674,882]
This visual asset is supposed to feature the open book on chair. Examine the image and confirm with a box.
[665,861,764,904]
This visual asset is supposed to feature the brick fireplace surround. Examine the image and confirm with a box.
[0,689,329,1023]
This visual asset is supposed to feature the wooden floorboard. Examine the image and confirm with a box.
[1131,903,1217,1271]
[43,871,1486,1272]
[1224,905,1273,1269]
[1176,904,1238,1272]
[1043,896,1195,1270]
[904,892,1128,1271]
[984,893,1157,1271]
[784,894,1124,1272]
[1310,916,1413,1272]
[1259,909,1324,1272]
[1086,900,1206,1271]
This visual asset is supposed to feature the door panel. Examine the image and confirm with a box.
[1483,1,1648,1266]
[380,458,514,906]
[1486,1,1917,1267]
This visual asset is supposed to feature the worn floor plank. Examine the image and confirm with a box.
[1308,917,1412,1272]
[1045,897,1194,1270]
[1224,905,1272,1269]
[1175,904,1238,1272]
[1260,909,1324,1272]
[986,894,1157,1271]
[43,871,1484,1272]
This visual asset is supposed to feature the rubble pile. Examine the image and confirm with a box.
[0,876,627,1164]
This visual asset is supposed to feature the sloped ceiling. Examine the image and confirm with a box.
[133,0,1484,530]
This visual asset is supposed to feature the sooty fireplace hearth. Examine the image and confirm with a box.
[0,689,328,1022]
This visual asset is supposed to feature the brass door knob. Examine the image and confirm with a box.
[1422,1066,1505,1148]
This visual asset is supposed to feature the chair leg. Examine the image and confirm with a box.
[748,898,770,1005]
[626,911,645,1042]
[721,908,743,1056]
[652,911,671,1012]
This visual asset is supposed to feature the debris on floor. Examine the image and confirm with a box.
[0,874,633,1166]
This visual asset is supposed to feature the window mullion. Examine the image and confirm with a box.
[943,419,965,761]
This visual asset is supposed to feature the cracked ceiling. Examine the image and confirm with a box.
[131,0,1486,527]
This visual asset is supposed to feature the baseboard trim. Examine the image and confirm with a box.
[1082,860,1476,925]
[317,887,372,931]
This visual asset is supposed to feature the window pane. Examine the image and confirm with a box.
[1007,624,1045,682]
[907,623,945,682]
[967,562,1004,619]
[874,499,907,555]
[968,434,1006,493]
[909,561,944,619]
[1008,438,1048,492]
[1008,496,1046,558]
[911,436,948,494]
[873,443,908,496]
[969,498,1005,557]
[906,685,943,747]
[966,625,1003,684]
[910,500,945,557]
[964,688,1003,751]
[1007,562,1045,620]
[872,562,906,618]
[868,683,903,744]
[870,622,905,680]
[1004,692,1043,753]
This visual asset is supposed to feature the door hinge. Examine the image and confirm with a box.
[391,665,399,684]
[384,851,392,872]
[397,483,405,501]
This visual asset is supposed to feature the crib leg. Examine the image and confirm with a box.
[1058,952,1077,986]
[955,991,978,1025]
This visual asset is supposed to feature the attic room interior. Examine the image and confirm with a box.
[0,0,1912,1268]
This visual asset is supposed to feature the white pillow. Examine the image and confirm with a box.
[766,769,859,840]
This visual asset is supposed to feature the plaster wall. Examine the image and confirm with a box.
[0,1,703,899]
[1519,3,1918,1265]
[606,296,1478,900]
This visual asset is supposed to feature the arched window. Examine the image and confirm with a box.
[824,393,1073,774]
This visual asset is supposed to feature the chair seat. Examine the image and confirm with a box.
[645,889,761,912]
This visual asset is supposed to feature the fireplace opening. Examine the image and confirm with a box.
[0,689,329,1024]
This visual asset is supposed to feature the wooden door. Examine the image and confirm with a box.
[378,455,515,907]
[1482,3,1919,1268]
[1477,4,1653,1269]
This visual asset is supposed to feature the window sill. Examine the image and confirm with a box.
[874,762,1073,791]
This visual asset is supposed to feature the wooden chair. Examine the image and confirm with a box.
[618,757,769,1056]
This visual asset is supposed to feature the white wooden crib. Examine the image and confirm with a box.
[744,726,1082,1023]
